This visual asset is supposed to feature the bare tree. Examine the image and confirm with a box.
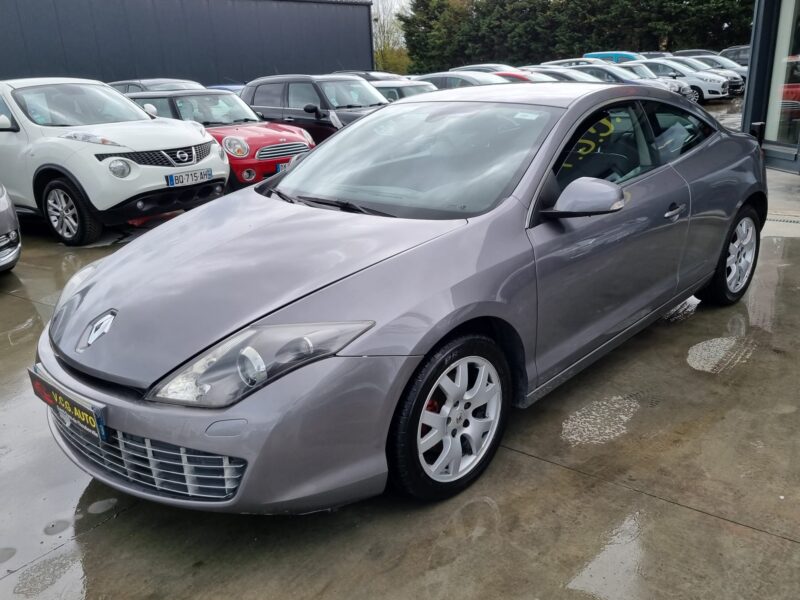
[373,0,407,71]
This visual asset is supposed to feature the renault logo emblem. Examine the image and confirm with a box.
[77,311,117,351]
[176,150,190,163]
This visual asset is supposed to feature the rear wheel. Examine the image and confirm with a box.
[697,205,760,306]
[389,335,511,500]
[42,178,103,246]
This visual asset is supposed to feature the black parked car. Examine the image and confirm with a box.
[720,45,751,66]
[109,78,204,93]
[240,74,388,143]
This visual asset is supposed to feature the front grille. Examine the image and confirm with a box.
[256,142,309,161]
[53,409,246,501]
[96,142,213,168]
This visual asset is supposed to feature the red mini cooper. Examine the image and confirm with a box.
[128,89,315,188]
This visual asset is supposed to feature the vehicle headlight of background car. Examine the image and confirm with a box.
[223,136,250,158]
[149,321,374,407]
[60,131,122,146]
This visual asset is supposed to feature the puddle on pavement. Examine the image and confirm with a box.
[561,393,642,446]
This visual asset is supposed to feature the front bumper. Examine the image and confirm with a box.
[228,156,289,189]
[0,235,21,271]
[35,331,421,514]
[64,142,230,213]
[98,179,226,225]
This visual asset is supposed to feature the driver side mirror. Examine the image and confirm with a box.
[304,103,323,119]
[142,103,158,118]
[0,115,19,132]
[256,111,266,120]
[540,177,624,218]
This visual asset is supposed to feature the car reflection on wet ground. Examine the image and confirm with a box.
[1,172,800,599]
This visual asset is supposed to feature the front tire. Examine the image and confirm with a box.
[697,204,760,306]
[388,335,511,501]
[689,86,703,104]
[41,178,103,246]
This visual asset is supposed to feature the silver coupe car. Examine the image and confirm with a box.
[31,83,766,514]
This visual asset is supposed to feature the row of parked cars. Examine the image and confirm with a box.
[0,46,747,254]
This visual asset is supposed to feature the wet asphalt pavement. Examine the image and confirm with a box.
[2,169,800,599]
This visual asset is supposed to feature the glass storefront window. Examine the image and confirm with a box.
[765,0,800,145]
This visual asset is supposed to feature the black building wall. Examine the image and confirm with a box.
[0,0,374,84]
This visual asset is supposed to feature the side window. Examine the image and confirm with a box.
[447,77,470,88]
[647,63,667,76]
[134,97,173,118]
[110,84,127,92]
[554,102,656,189]
[287,83,322,109]
[383,88,400,101]
[0,98,18,129]
[253,83,285,107]
[128,84,144,93]
[643,102,715,162]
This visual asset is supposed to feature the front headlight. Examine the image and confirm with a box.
[60,132,121,146]
[300,129,314,146]
[148,321,374,407]
[222,136,250,158]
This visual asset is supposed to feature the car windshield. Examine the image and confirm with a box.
[173,93,259,125]
[149,81,204,91]
[680,57,716,71]
[12,83,149,126]
[660,60,693,75]
[468,73,511,84]
[623,65,658,79]
[603,65,642,79]
[557,69,602,82]
[698,55,740,70]
[269,101,562,219]
[318,80,388,108]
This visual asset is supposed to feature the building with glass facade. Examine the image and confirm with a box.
[744,0,800,171]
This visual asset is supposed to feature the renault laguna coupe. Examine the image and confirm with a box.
[31,83,766,514]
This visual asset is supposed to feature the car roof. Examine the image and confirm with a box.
[110,78,199,85]
[127,89,234,98]
[394,82,639,108]
[246,74,362,85]
[371,80,434,88]
[1,77,102,89]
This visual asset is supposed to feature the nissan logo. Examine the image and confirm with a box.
[176,150,190,162]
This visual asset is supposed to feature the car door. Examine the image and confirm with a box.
[0,95,31,208]
[285,81,335,142]
[249,82,285,122]
[527,101,691,383]
[641,100,726,289]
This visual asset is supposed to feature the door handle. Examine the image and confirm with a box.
[664,203,686,220]
[284,117,296,122]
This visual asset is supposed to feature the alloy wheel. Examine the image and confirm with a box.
[688,89,700,103]
[416,356,502,483]
[46,189,79,240]
[726,216,757,293]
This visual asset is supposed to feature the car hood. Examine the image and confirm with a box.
[50,189,463,388]
[705,68,741,81]
[207,122,309,145]
[61,119,211,152]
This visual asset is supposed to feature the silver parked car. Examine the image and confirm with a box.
[0,182,21,272]
[31,83,766,514]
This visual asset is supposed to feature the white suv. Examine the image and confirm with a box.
[630,59,729,104]
[0,78,230,245]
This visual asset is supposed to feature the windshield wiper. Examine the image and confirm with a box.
[232,118,259,123]
[297,196,396,217]
[201,121,226,126]
[264,186,298,204]
[368,102,387,107]
[339,104,364,109]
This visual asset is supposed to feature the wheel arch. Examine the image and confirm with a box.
[741,190,768,230]
[33,164,92,214]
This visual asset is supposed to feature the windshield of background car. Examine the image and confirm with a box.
[625,65,658,78]
[149,82,205,91]
[318,80,388,108]
[174,94,258,125]
[562,70,603,82]
[12,84,149,126]
[469,73,511,84]
[274,101,562,219]
[661,60,694,75]
[704,56,741,69]
[681,57,715,71]
[605,65,641,79]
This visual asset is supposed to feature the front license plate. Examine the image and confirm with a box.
[165,169,213,187]
[29,370,107,441]
[276,162,288,173]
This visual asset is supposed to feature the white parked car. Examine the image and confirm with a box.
[0,182,21,272]
[540,58,608,67]
[616,63,696,102]
[0,78,230,245]
[629,59,728,104]
[693,55,749,82]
